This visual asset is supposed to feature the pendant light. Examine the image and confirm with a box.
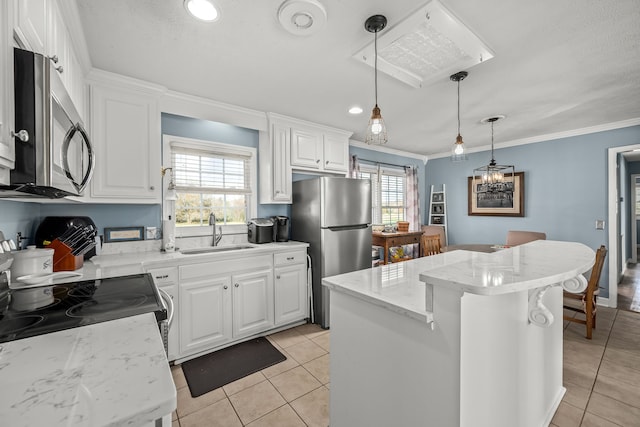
[364,15,388,145]
[472,115,514,194]
[450,71,468,161]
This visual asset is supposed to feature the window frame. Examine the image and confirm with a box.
[162,134,258,238]
[358,163,407,225]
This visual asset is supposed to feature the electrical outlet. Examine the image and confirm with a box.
[595,220,605,230]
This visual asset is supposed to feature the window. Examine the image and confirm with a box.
[163,135,257,236]
[357,164,407,225]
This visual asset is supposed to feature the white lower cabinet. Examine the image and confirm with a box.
[178,255,274,361]
[274,263,307,326]
[180,276,232,356]
[232,269,274,339]
[274,250,308,326]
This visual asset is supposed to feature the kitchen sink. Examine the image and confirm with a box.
[180,245,256,255]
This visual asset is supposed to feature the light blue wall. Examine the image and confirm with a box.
[425,125,640,298]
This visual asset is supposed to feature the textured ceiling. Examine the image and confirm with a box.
[75,0,640,157]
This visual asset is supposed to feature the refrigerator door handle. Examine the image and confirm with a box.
[326,224,370,231]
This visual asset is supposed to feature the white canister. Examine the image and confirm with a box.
[10,245,54,278]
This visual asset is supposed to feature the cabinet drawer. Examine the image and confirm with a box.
[147,267,177,285]
[274,250,307,267]
[180,255,272,281]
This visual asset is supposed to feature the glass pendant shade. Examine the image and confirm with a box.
[365,104,388,144]
[450,71,468,161]
[472,116,514,194]
[451,134,466,161]
[364,15,388,145]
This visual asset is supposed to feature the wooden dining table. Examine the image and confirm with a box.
[372,231,424,265]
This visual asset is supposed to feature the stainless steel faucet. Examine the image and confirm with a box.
[208,213,222,246]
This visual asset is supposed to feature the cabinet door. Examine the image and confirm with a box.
[232,269,274,339]
[274,264,308,326]
[90,84,160,201]
[180,277,232,357]
[323,134,349,173]
[47,2,67,88]
[272,123,292,202]
[14,0,48,54]
[291,128,322,169]
[0,0,15,184]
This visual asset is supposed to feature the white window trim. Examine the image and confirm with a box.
[162,134,258,238]
[359,163,407,225]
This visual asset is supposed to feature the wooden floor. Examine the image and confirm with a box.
[619,256,640,313]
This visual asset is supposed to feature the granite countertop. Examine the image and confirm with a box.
[0,312,175,426]
[322,240,594,321]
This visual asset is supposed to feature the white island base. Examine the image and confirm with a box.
[325,241,594,427]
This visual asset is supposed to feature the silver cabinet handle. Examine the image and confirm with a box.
[234,283,239,288]
[325,160,329,165]
[11,130,29,142]
[223,285,228,290]
[276,275,281,279]
[55,65,64,73]
[150,186,155,190]
[287,257,294,260]
[316,159,320,163]
[49,55,59,63]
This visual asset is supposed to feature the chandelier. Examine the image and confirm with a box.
[472,116,514,194]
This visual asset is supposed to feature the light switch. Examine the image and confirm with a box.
[595,220,605,230]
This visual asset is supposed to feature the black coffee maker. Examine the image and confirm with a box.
[271,216,290,242]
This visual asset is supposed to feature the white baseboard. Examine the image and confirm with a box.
[597,297,610,308]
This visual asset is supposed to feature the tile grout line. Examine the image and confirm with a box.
[577,308,618,426]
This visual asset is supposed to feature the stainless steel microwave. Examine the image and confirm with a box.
[0,48,94,198]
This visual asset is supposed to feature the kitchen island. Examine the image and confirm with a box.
[322,240,595,427]
[0,312,175,426]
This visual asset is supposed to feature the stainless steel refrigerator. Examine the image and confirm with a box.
[292,177,372,328]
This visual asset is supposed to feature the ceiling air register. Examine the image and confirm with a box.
[353,0,494,88]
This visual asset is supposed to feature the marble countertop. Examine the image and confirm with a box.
[11,241,310,287]
[322,240,594,321]
[0,312,176,426]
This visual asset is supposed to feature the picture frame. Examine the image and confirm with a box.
[104,226,145,242]
[467,172,525,217]
[432,193,444,203]
[430,215,444,225]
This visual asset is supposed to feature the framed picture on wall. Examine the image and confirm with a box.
[467,172,525,217]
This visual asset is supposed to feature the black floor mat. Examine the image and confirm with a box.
[181,337,286,397]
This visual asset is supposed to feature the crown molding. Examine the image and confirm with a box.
[428,118,640,159]
[349,139,428,164]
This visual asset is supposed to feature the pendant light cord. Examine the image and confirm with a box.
[457,79,461,135]
[374,30,378,106]
[490,121,495,162]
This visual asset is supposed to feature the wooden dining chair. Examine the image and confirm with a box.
[563,245,607,339]
[505,230,546,246]
[421,234,442,257]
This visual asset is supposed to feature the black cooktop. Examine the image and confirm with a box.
[0,273,166,343]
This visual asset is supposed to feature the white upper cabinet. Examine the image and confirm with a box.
[323,133,350,172]
[14,0,48,54]
[259,113,352,204]
[14,0,85,120]
[291,127,323,169]
[88,75,162,202]
[0,0,15,184]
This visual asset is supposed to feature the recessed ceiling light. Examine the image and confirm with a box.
[184,0,220,22]
[349,106,364,115]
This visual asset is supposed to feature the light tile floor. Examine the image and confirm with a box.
[171,308,640,426]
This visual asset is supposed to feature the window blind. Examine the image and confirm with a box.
[170,144,251,195]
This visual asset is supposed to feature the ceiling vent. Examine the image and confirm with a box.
[353,0,494,88]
